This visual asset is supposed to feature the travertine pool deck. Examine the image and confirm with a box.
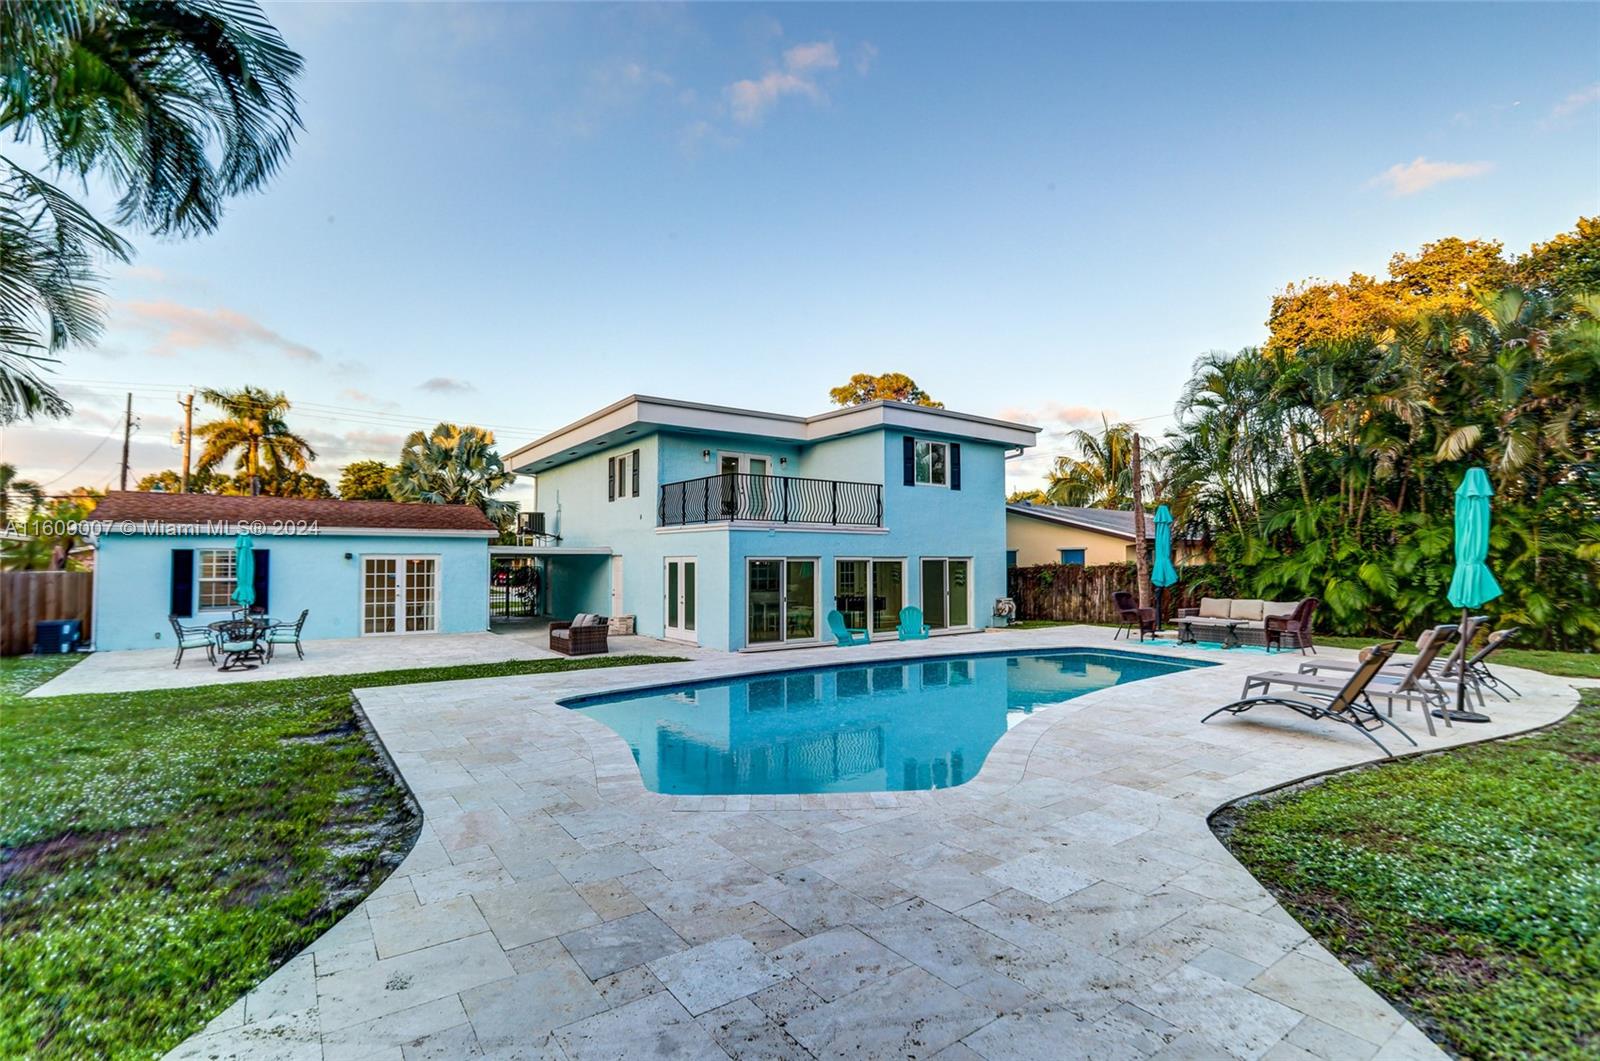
[167,626,1589,1060]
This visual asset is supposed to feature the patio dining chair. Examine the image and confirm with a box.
[1202,641,1416,757]
[897,606,931,641]
[214,619,264,671]
[169,615,216,669]
[826,610,870,646]
[265,609,310,661]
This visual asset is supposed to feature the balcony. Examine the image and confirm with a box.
[658,473,883,528]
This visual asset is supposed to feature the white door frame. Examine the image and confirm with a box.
[610,556,625,617]
[663,556,697,643]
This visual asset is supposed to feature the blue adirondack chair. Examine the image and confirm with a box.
[897,606,931,640]
[826,609,870,646]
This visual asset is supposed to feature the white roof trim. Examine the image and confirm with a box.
[508,395,1040,472]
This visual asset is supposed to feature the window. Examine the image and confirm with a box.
[1059,549,1086,566]
[914,439,947,486]
[198,548,236,609]
[607,449,641,501]
[1006,549,1018,568]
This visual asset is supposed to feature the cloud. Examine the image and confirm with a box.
[340,388,400,410]
[118,300,322,362]
[418,377,475,394]
[1550,83,1600,121]
[1367,157,1494,197]
[727,40,840,125]
[854,42,879,76]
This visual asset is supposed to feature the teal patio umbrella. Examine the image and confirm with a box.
[230,534,256,610]
[1151,505,1179,631]
[1442,468,1500,723]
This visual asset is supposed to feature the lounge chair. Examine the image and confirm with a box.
[827,610,870,646]
[1202,641,1417,757]
[1112,591,1158,642]
[265,609,309,661]
[897,606,930,641]
[1252,627,1459,736]
[1463,627,1521,700]
[169,615,216,669]
[1299,622,1490,715]
[1264,597,1319,654]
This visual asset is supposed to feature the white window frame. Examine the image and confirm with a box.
[919,556,974,631]
[913,439,949,488]
[197,547,237,611]
[360,553,443,636]
[834,556,908,639]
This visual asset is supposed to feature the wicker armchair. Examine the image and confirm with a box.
[1265,597,1320,654]
[1112,591,1158,642]
[550,614,609,656]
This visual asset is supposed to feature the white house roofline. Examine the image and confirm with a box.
[507,395,1041,474]
[1006,503,1204,543]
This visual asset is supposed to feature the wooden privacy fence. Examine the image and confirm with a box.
[1,571,92,656]
[1007,563,1228,625]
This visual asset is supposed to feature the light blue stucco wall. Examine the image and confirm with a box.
[529,423,1011,652]
[92,532,490,651]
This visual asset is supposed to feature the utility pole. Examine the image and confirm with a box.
[119,392,134,491]
[178,392,194,492]
[1130,430,1152,609]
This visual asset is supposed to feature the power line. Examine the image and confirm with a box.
[34,424,122,488]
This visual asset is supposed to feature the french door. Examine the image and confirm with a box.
[719,453,772,518]
[920,558,971,630]
[363,556,439,635]
[835,558,906,637]
[664,558,697,642]
[748,558,817,645]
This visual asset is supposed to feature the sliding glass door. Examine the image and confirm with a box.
[920,558,971,630]
[747,558,817,645]
[835,558,906,637]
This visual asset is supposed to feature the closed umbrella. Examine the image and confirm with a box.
[230,534,256,610]
[1442,468,1499,723]
[1151,505,1179,633]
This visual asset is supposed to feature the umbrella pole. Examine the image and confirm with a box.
[1434,606,1492,724]
[1155,587,1164,634]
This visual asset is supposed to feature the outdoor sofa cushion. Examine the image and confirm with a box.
[1198,598,1232,619]
[1229,599,1266,621]
[1262,601,1298,619]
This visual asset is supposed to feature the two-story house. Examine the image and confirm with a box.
[505,396,1039,652]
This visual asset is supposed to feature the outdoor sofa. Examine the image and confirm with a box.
[550,613,609,656]
[1177,597,1318,651]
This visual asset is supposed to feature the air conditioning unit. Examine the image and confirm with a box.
[35,620,83,654]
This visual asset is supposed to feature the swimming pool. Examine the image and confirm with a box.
[563,648,1211,796]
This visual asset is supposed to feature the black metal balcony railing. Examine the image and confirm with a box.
[658,473,883,528]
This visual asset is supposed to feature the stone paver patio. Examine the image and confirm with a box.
[166,626,1590,1061]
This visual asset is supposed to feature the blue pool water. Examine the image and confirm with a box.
[563,649,1211,795]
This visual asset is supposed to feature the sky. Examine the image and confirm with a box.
[5,1,1598,507]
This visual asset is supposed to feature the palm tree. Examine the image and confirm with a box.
[1045,415,1151,509]
[0,0,303,421]
[194,386,315,496]
[0,463,45,524]
[390,423,518,528]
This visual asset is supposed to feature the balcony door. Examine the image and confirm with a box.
[748,558,817,645]
[719,453,770,519]
[664,558,696,642]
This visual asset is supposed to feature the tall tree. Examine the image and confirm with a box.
[193,386,315,496]
[338,460,396,500]
[1044,415,1154,509]
[390,423,517,528]
[828,373,943,408]
[0,0,303,422]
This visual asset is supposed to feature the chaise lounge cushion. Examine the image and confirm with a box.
[1198,597,1232,619]
[1229,599,1266,621]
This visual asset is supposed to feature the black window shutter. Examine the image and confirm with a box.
[607,457,616,501]
[252,549,270,613]
[631,448,641,497]
[170,549,194,617]
[950,443,962,491]
[903,436,916,486]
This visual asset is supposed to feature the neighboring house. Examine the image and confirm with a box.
[89,492,496,651]
[1006,503,1208,567]
[506,396,1039,651]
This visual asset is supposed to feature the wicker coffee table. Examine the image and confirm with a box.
[1176,617,1245,649]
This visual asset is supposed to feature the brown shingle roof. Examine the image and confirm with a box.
[92,491,497,533]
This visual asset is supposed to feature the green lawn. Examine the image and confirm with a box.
[1222,690,1600,1059]
[1313,634,1600,679]
[0,652,685,1059]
